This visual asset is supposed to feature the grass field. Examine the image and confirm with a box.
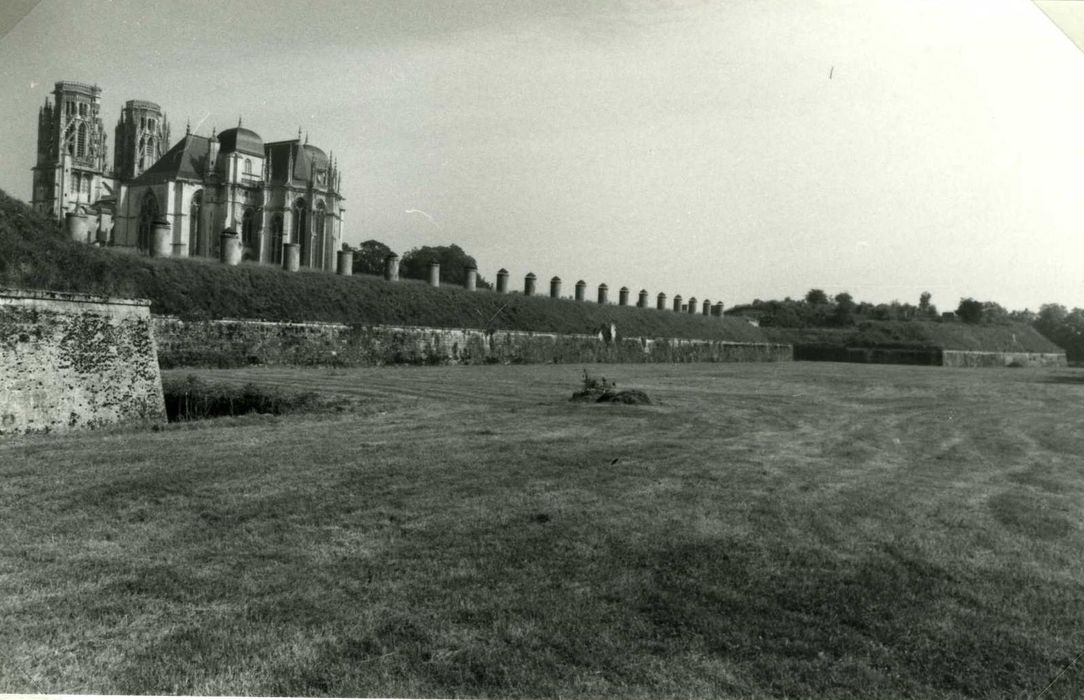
[4,362,1084,697]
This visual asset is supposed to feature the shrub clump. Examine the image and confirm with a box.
[570,370,651,405]
[161,375,338,421]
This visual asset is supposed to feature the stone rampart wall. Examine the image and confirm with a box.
[152,317,793,368]
[794,345,943,365]
[941,350,1068,368]
[795,344,1067,368]
[0,289,166,434]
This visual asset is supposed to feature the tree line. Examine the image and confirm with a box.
[345,240,492,289]
[727,289,1084,360]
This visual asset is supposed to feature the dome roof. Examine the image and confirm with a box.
[302,144,329,169]
[217,127,264,157]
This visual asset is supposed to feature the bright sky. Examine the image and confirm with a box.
[1,0,1082,311]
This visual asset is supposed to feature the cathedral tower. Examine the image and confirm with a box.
[31,81,109,218]
[113,100,171,181]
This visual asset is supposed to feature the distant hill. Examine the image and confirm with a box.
[0,188,767,343]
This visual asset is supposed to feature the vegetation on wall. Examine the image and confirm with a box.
[0,189,764,342]
[729,287,1065,355]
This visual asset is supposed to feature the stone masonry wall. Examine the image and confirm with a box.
[0,289,166,435]
[941,350,1067,368]
[152,317,793,368]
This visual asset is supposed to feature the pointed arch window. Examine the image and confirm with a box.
[139,136,147,171]
[137,190,159,253]
[291,198,308,265]
[271,214,284,264]
[77,123,87,158]
[189,190,203,256]
[242,208,258,261]
[313,201,327,270]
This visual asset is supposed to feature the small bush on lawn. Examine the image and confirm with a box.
[571,370,651,404]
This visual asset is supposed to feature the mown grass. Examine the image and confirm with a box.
[3,362,1084,697]
[0,188,761,342]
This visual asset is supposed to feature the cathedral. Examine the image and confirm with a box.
[31,81,345,270]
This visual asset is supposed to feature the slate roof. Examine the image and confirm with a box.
[266,140,329,185]
[218,127,264,157]
[132,134,212,185]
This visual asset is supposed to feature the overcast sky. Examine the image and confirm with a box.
[1,0,1083,311]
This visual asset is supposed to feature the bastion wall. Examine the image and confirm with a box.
[940,350,1068,368]
[152,317,794,368]
[0,289,166,434]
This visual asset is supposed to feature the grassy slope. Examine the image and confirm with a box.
[4,363,1084,697]
[763,320,1062,353]
[0,189,764,342]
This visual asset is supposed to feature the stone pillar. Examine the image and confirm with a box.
[618,287,629,306]
[687,296,697,314]
[673,295,683,312]
[171,243,188,258]
[337,249,353,275]
[384,253,400,281]
[638,289,649,308]
[65,212,88,243]
[220,230,242,265]
[152,219,172,258]
[465,265,477,291]
[496,268,509,293]
[657,292,667,310]
[524,272,536,296]
[428,261,440,287]
[283,243,301,272]
[702,299,711,315]
[597,283,609,304]
[575,280,586,301]
[550,276,562,298]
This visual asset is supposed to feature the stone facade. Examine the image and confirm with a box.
[31,81,344,272]
[0,289,166,434]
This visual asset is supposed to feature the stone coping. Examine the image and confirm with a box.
[0,288,151,307]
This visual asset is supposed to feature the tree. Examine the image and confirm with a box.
[981,301,1010,325]
[919,291,932,311]
[805,288,829,305]
[956,298,984,324]
[1034,303,1083,360]
[400,244,491,288]
[350,239,395,276]
[831,292,856,326]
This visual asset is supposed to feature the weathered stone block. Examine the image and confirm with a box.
[0,289,166,434]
